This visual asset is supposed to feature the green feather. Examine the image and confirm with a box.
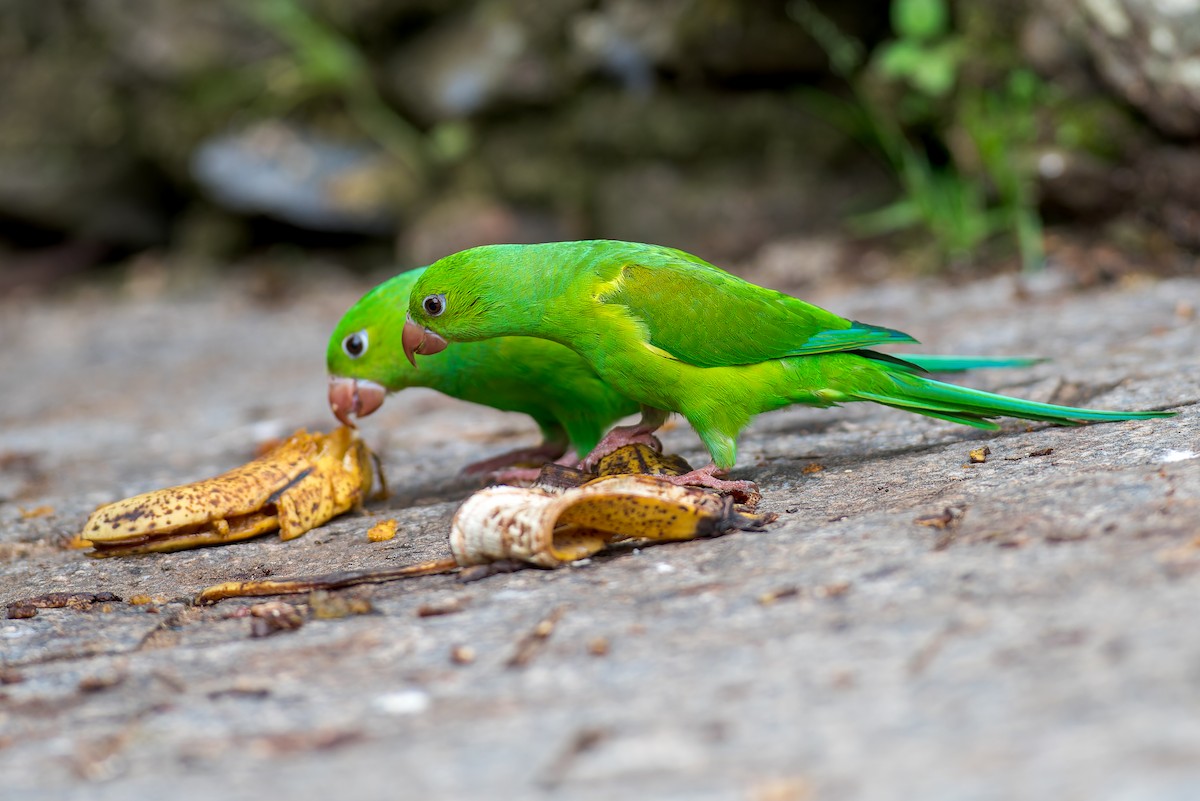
[600,257,918,366]
[328,267,638,456]
[895,354,1046,372]
[853,373,1165,428]
[408,241,1174,470]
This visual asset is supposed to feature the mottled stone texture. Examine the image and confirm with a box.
[1,268,1197,800]
[1037,0,1200,137]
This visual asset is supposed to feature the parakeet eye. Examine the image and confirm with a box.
[422,294,446,317]
[342,331,368,359]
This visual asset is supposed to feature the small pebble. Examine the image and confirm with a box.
[373,690,431,715]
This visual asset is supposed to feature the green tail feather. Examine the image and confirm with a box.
[801,321,917,354]
[898,355,1047,373]
[854,373,1174,430]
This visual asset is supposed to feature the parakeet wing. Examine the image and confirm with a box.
[599,260,917,368]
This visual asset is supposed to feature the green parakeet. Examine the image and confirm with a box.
[327,266,639,474]
[401,240,1174,493]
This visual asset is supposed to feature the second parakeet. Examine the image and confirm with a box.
[327,267,640,474]
[401,240,1174,493]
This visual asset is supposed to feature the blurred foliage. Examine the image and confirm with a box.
[0,0,1191,286]
[791,0,1046,271]
[240,0,449,178]
[875,0,960,99]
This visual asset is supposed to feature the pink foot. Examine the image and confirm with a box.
[462,442,567,476]
[486,466,542,485]
[580,426,662,472]
[485,450,580,486]
[656,464,760,504]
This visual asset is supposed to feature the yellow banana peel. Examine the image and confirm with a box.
[184,442,772,603]
[75,427,378,556]
[450,473,772,568]
[194,473,772,603]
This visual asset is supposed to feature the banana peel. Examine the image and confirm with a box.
[450,474,769,568]
[195,444,774,604]
[535,442,694,490]
[75,427,379,557]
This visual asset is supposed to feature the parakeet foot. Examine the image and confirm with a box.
[462,442,568,477]
[484,450,580,485]
[580,427,663,472]
[658,464,760,505]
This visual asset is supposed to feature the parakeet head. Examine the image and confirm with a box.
[403,244,541,365]
[327,268,426,426]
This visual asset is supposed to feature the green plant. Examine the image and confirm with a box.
[874,0,961,100]
[789,0,1045,271]
[237,0,434,181]
[960,68,1046,275]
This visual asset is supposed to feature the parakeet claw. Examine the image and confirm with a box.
[487,450,581,485]
[328,377,386,427]
[461,443,571,479]
[654,464,760,505]
[401,314,448,366]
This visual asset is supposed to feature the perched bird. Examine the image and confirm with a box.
[402,240,1174,493]
[327,267,639,475]
[329,263,1040,478]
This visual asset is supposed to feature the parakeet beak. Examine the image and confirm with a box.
[401,314,448,367]
[328,377,386,427]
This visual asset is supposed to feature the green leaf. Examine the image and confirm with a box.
[787,0,866,77]
[850,198,922,236]
[892,0,949,41]
[1007,68,1040,103]
[429,122,473,164]
[875,40,925,80]
[910,54,957,96]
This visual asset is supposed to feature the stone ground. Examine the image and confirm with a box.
[1,265,1198,801]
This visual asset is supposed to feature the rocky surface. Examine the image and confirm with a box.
[1074,0,1200,138]
[1,264,1197,800]
[0,0,857,262]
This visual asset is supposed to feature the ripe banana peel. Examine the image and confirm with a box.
[196,455,774,604]
[450,474,772,568]
[75,427,378,556]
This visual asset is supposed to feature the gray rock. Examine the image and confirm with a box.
[1,267,1197,799]
[191,122,400,234]
[593,160,873,263]
[385,4,577,123]
[0,3,171,245]
[1039,0,1200,137]
[569,0,689,93]
[83,0,272,80]
[399,194,579,267]
[1137,145,1200,247]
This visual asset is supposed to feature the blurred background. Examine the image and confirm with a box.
[2,0,1199,296]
